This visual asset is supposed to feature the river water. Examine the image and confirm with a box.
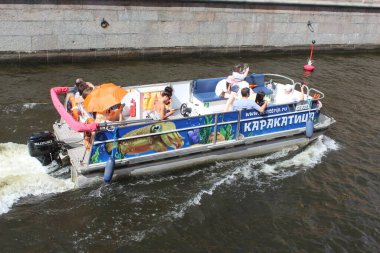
[0,52,379,252]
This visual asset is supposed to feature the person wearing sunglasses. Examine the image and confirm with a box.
[95,103,124,123]
[107,103,124,121]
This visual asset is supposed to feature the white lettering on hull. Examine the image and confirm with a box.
[243,112,315,132]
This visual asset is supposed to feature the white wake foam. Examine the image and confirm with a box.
[0,143,74,215]
[0,103,48,115]
[22,103,48,110]
[260,135,339,179]
[170,135,339,219]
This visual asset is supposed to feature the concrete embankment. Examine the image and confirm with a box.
[0,0,379,63]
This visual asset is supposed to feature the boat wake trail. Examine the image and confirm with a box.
[260,134,339,179]
[0,143,74,215]
[22,102,48,110]
[0,103,48,115]
[169,135,339,219]
[66,136,339,247]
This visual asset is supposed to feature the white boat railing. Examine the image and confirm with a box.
[263,73,296,86]
[86,106,322,170]
[92,106,320,147]
[293,82,325,101]
[75,74,325,166]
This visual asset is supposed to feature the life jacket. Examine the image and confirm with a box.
[83,118,95,150]
[67,94,80,121]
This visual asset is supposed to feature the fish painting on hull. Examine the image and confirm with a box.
[106,122,184,155]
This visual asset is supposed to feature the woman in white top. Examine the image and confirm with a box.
[215,75,239,98]
[232,64,250,91]
[152,86,176,120]
[232,63,249,82]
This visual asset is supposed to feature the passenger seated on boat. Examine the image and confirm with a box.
[232,64,250,92]
[232,63,249,82]
[151,86,176,120]
[108,103,124,121]
[224,81,254,112]
[78,86,94,123]
[74,78,94,103]
[78,87,95,149]
[95,103,123,123]
[75,78,94,89]
[73,78,84,93]
[232,88,268,113]
[215,75,239,99]
[66,80,92,121]
[275,84,306,105]
[255,91,266,106]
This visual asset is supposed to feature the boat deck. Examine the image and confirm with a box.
[53,122,90,171]
[53,121,83,146]
[67,146,90,172]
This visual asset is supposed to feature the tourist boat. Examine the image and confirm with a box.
[27,73,335,187]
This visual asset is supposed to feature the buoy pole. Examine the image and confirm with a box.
[308,42,314,64]
[304,40,316,71]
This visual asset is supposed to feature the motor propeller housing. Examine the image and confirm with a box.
[27,131,60,166]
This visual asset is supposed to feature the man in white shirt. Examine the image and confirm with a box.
[275,84,306,104]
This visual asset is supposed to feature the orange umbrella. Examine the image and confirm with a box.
[83,83,128,113]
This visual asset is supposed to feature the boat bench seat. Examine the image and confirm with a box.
[249,74,273,95]
[192,74,272,103]
[192,77,226,103]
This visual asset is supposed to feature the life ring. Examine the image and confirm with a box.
[313,93,321,99]
[67,94,80,121]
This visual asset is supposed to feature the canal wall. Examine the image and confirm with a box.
[0,0,380,63]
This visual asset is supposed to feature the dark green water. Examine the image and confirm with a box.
[0,52,379,252]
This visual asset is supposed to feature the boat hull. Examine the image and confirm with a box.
[68,114,334,187]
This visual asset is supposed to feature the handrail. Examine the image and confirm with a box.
[93,121,218,145]
[50,87,99,132]
[93,107,320,145]
[99,118,154,129]
[236,110,242,141]
[263,74,295,85]
[309,88,325,100]
[294,82,304,92]
[294,82,309,101]
[294,82,325,100]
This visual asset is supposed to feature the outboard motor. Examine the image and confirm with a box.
[27,131,60,166]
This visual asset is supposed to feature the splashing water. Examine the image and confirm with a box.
[62,135,339,246]
[22,103,48,110]
[0,103,48,115]
[170,135,339,219]
[260,135,339,179]
[0,143,74,215]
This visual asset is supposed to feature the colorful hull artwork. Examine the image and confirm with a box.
[89,103,320,165]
